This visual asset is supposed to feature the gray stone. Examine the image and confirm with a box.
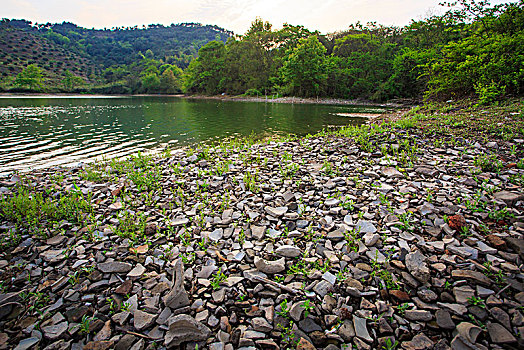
[451,270,491,286]
[382,167,403,178]
[493,191,523,207]
[264,206,288,217]
[98,261,133,273]
[170,217,189,226]
[127,263,146,278]
[436,310,455,330]
[338,319,355,341]
[325,198,340,207]
[504,237,524,259]
[415,167,438,177]
[163,259,190,310]
[487,322,516,344]
[134,310,156,331]
[405,250,430,283]
[209,228,223,242]
[251,226,266,241]
[42,322,68,340]
[405,310,432,322]
[355,220,377,234]
[164,314,211,348]
[252,317,272,332]
[254,257,285,274]
[312,280,332,298]
[275,245,301,258]
[402,334,434,350]
[353,316,372,343]
[14,337,40,350]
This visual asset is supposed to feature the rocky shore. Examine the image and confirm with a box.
[0,101,523,350]
[183,94,407,108]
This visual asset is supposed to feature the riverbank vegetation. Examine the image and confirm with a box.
[1,1,522,103]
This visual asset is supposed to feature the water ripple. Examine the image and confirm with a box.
[0,96,381,176]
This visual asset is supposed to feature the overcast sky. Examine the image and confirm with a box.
[2,0,514,34]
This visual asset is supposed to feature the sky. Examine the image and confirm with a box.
[1,0,514,34]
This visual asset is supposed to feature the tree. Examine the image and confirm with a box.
[14,64,44,90]
[184,40,226,94]
[279,36,328,97]
[159,67,183,93]
[62,70,84,91]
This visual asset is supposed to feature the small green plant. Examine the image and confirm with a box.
[107,297,118,314]
[396,303,410,316]
[210,268,227,290]
[238,228,246,245]
[121,301,131,311]
[180,251,195,264]
[276,299,290,318]
[76,315,97,334]
[382,337,399,350]
[321,160,335,176]
[467,296,486,308]
[489,207,515,221]
[474,153,503,173]
[459,226,472,237]
[302,300,314,318]
[277,320,298,348]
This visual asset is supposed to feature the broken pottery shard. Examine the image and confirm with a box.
[164,314,211,348]
[163,259,190,310]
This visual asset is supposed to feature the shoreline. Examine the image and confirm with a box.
[0,101,522,350]
[182,94,411,108]
[0,91,413,108]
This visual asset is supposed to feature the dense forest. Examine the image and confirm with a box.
[1,0,523,103]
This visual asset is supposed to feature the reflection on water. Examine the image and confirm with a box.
[0,96,387,175]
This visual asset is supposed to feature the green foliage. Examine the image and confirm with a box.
[62,70,84,91]
[185,40,227,94]
[2,1,523,102]
[210,268,227,290]
[474,153,503,172]
[14,64,44,90]
[0,183,92,236]
[279,36,329,97]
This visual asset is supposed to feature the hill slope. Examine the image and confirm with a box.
[0,19,233,90]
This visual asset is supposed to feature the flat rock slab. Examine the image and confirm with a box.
[487,322,517,344]
[275,245,302,258]
[254,256,285,274]
[451,270,491,286]
[504,237,524,259]
[405,250,430,283]
[41,321,68,340]
[134,310,157,331]
[355,220,377,234]
[353,316,372,343]
[493,190,523,206]
[127,263,146,278]
[98,262,133,273]
[165,314,211,347]
[14,337,39,350]
[264,206,288,217]
[415,167,439,177]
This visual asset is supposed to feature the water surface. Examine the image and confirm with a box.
[0,96,388,175]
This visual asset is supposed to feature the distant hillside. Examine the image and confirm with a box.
[0,23,97,85]
[0,19,233,90]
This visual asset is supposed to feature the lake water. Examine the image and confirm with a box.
[0,95,389,176]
